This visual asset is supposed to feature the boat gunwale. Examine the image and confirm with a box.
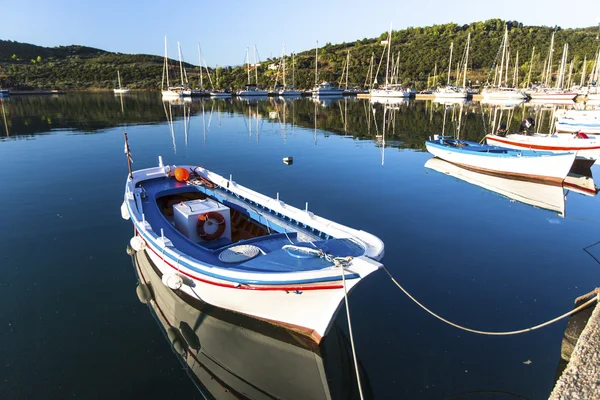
[124,164,383,286]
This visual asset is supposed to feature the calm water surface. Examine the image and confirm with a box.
[1,93,599,399]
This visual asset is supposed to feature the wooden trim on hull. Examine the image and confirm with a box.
[440,159,565,185]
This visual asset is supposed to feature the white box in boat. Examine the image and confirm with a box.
[173,199,231,243]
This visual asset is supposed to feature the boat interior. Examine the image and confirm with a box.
[136,177,366,273]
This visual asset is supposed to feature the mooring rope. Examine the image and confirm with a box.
[383,266,599,336]
[334,257,365,400]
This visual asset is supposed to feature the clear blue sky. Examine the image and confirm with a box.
[1,0,598,66]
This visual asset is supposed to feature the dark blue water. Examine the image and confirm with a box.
[1,93,599,399]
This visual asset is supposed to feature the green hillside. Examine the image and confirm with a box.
[1,19,599,91]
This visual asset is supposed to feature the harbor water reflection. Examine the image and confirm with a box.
[1,92,600,399]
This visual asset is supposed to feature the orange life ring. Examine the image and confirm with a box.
[197,212,226,241]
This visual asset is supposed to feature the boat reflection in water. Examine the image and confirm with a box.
[132,249,367,400]
[425,157,597,218]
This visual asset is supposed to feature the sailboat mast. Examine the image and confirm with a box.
[177,42,184,86]
[282,44,287,89]
[545,31,555,87]
[512,50,519,87]
[254,45,259,85]
[385,23,392,87]
[433,62,437,88]
[164,36,169,89]
[292,52,296,89]
[498,27,507,87]
[315,41,318,86]
[345,50,350,89]
[567,59,573,88]
[198,43,204,88]
[447,42,453,86]
[246,47,250,85]
[580,55,587,87]
[117,70,122,89]
[463,33,470,89]
[526,47,535,88]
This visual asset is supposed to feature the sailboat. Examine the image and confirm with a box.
[237,46,269,97]
[191,44,211,97]
[312,41,344,97]
[434,33,470,100]
[161,37,184,99]
[481,26,527,101]
[113,70,130,94]
[529,34,577,101]
[277,47,302,97]
[370,24,413,99]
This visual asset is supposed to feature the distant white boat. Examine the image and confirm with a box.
[312,82,344,97]
[277,49,302,97]
[528,89,577,101]
[113,70,130,94]
[210,90,232,98]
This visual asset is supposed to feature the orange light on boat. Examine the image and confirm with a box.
[174,168,190,182]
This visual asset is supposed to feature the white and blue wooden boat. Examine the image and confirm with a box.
[425,136,576,183]
[121,155,384,343]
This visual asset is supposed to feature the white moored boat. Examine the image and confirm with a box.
[121,148,384,343]
[485,133,600,168]
[113,70,130,94]
[426,137,576,184]
[312,81,344,97]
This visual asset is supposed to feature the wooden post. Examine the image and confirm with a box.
[124,132,133,180]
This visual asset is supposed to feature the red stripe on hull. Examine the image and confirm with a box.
[143,235,344,292]
[487,136,600,152]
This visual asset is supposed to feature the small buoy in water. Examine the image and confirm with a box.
[136,283,153,304]
[162,273,183,290]
[282,157,293,165]
[179,321,201,350]
[126,245,135,256]
[130,236,146,252]
[167,327,188,354]
[174,167,190,182]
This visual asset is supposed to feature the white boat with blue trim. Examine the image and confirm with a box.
[426,136,576,183]
[121,148,384,343]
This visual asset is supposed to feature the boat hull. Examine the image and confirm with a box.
[556,120,600,134]
[426,140,575,183]
[370,88,411,98]
[113,89,131,94]
[528,92,577,101]
[161,90,183,98]
[481,89,527,100]
[485,134,600,165]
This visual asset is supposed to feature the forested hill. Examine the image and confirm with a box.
[1,19,599,91]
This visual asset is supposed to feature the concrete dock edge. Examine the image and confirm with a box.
[550,300,600,399]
